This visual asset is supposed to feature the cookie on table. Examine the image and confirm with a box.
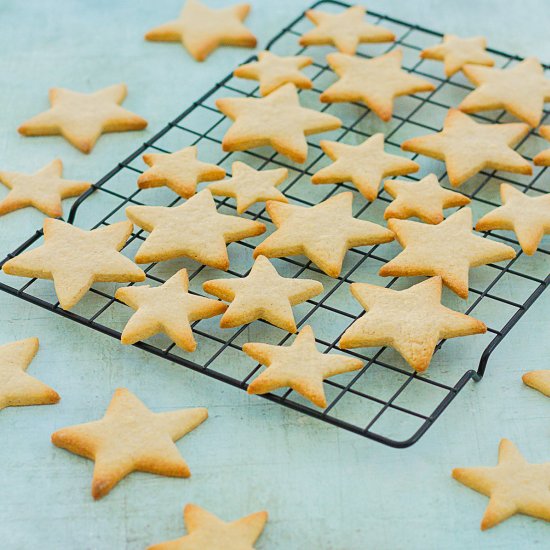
[18,84,147,154]
[51,388,207,500]
[145,0,256,62]
[534,125,550,166]
[522,370,550,397]
[401,109,532,187]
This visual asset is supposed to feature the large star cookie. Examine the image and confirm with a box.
[126,189,265,269]
[312,133,419,201]
[216,83,342,163]
[475,184,550,255]
[51,388,208,499]
[299,5,394,55]
[522,370,550,397]
[384,174,470,224]
[401,109,531,187]
[254,191,394,278]
[145,0,256,62]
[148,504,267,550]
[234,51,313,96]
[18,84,147,153]
[379,208,516,298]
[137,146,226,199]
[320,50,435,121]
[0,159,90,217]
[115,269,227,351]
[534,125,550,166]
[243,325,362,408]
[339,277,486,372]
[459,58,550,127]
[0,337,59,411]
[2,219,145,310]
[453,439,550,530]
[203,255,323,332]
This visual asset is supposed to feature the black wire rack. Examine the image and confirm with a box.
[0,0,548,447]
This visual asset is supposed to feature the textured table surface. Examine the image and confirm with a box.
[0,1,549,549]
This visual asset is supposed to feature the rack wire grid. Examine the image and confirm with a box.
[0,0,548,448]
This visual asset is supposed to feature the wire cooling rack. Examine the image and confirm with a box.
[0,0,548,447]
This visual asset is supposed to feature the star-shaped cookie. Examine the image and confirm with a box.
[379,208,516,298]
[115,269,227,352]
[420,35,494,77]
[0,337,59,411]
[137,146,226,199]
[459,58,550,127]
[234,51,313,96]
[254,191,394,278]
[216,83,342,163]
[243,325,362,408]
[2,219,145,310]
[0,159,90,217]
[203,255,323,332]
[534,125,550,166]
[452,439,550,530]
[51,388,208,500]
[299,5,394,55]
[148,504,268,550]
[145,0,256,62]
[522,370,550,397]
[207,161,288,213]
[311,133,419,201]
[401,109,532,187]
[126,189,265,270]
[384,174,470,224]
[339,277,486,372]
[475,184,550,255]
[320,50,435,121]
[18,84,147,153]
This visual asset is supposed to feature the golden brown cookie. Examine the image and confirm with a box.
[18,84,147,153]
[312,133,419,201]
[243,325,362,408]
[452,439,550,530]
[379,208,516,298]
[254,191,394,278]
[534,125,550,166]
[401,109,531,187]
[51,388,208,500]
[145,0,256,62]
[522,370,550,397]
[320,49,435,121]
[2,219,145,310]
[203,255,323,332]
[216,83,342,163]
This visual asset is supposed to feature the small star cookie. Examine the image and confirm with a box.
[0,337,59,411]
[216,83,342,163]
[203,255,323,332]
[379,207,516,298]
[115,269,227,352]
[339,277,486,372]
[254,191,394,278]
[138,146,226,199]
[145,0,257,62]
[51,388,208,500]
[243,325,362,408]
[420,35,494,77]
[299,5,394,55]
[126,189,265,269]
[534,125,550,166]
[475,184,550,255]
[320,49,435,121]
[207,161,288,214]
[452,439,550,530]
[2,219,145,310]
[311,133,419,201]
[522,370,550,397]
[18,84,147,153]
[147,503,268,550]
[384,174,470,224]
[401,109,532,187]
[234,51,313,96]
[459,58,550,127]
[0,159,90,218]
